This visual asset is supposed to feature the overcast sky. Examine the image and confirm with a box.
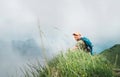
[0,0,120,77]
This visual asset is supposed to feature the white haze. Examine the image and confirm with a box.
[0,0,120,77]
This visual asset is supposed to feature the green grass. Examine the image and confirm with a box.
[22,50,115,77]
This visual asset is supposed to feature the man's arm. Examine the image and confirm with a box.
[76,40,86,50]
[70,40,85,51]
[72,46,78,50]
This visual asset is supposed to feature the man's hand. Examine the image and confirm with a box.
[70,46,78,51]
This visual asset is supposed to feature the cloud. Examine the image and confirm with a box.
[0,0,120,77]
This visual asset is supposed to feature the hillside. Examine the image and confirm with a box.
[21,44,120,77]
[100,44,120,67]
[23,50,114,77]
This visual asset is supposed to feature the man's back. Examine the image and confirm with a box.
[76,39,87,51]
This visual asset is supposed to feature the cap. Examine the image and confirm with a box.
[73,32,81,36]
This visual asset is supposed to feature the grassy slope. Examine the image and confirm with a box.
[23,50,115,77]
[100,44,120,67]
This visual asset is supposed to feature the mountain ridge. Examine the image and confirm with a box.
[100,44,120,67]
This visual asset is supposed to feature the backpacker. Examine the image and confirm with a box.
[81,37,93,55]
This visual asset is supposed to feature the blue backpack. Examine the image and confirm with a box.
[81,37,93,55]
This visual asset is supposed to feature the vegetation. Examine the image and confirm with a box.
[22,49,115,77]
[101,44,120,67]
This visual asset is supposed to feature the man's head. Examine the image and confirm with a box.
[73,32,81,41]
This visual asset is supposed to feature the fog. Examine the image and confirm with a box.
[0,0,120,77]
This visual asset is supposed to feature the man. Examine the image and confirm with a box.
[72,32,88,52]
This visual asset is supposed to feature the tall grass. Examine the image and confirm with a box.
[22,50,115,77]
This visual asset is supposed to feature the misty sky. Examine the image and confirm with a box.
[0,0,120,77]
